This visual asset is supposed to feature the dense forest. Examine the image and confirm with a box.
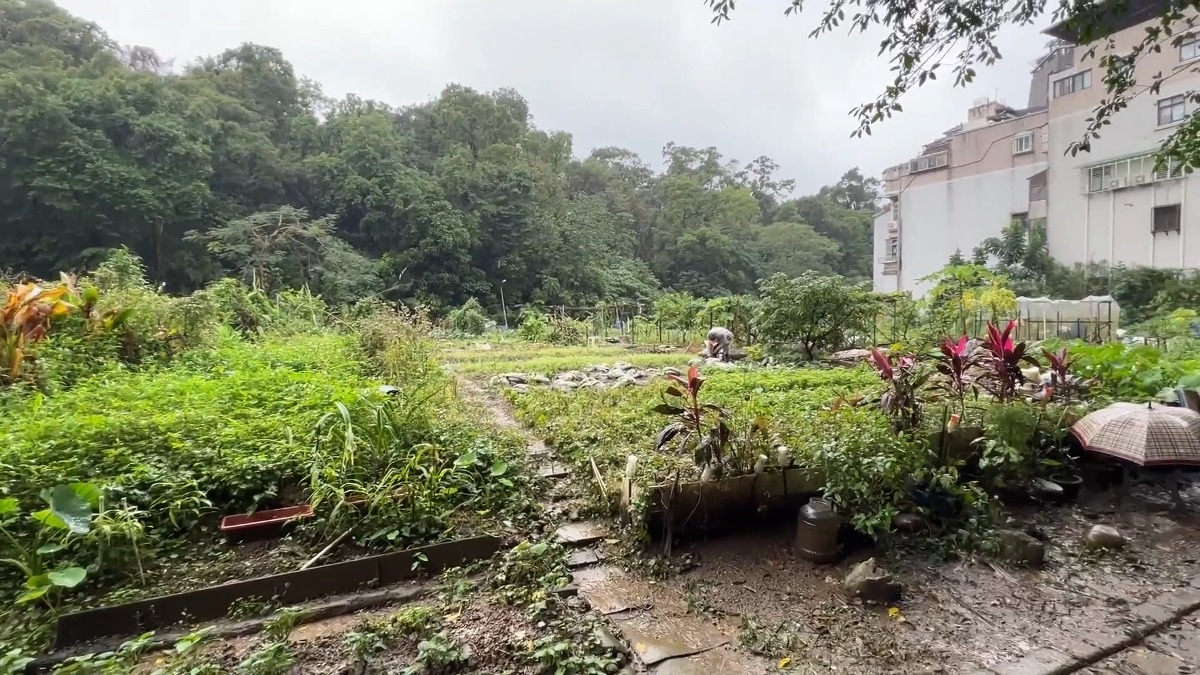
[0,0,879,314]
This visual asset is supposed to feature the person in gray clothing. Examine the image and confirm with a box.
[704,326,733,362]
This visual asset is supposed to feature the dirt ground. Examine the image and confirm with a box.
[658,481,1200,673]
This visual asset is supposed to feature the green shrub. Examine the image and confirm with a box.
[448,298,488,336]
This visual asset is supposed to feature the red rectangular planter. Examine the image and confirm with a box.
[220,504,314,544]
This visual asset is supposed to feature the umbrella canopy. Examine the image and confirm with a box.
[1071,402,1200,467]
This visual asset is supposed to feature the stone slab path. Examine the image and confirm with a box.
[461,375,772,673]
[971,575,1200,675]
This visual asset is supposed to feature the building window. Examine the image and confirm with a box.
[908,151,948,173]
[1182,35,1200,62]
[1012,132,1033,155]
[887,237,899,259]
[1082,153,1184,193]
[1158,95,1187,126]
[1012,212,1030,232]
[1052,70,1092,98]
[1152,204,1182,234]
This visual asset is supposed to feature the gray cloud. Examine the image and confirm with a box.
[59,0,1050,194]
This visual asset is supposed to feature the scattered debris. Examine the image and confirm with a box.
[489,363,692,391]
[843,558,903,603]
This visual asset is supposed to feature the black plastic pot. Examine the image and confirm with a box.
[910,487,964,517]
[1049,472,1083,502]
[994,483,1032,506]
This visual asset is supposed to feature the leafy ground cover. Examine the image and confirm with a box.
[0,258,545,657]
[503,365,880,496]
[22,542,626,675]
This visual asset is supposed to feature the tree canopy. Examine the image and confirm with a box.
[0,0,881,312]
[708,0,1200,165]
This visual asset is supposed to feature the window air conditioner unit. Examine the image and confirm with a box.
[887,222,898,232]
[1108,179,1120,188]
[1135,174,1147,184]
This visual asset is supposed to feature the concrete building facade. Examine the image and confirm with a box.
[874,0,1199,296]
[874,101,1049,296]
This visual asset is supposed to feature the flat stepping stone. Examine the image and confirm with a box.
[555,521,608,547]
[615,613,731,666]
[538,462,570,478]
[574,566,688,617]
[567,548,605,569]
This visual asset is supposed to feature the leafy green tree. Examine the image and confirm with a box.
[757,272,875,360]
[187,206,379,304]
[0,0,891,311]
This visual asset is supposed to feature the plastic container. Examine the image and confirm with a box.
[220,504,314,544]
[796,498,842,563]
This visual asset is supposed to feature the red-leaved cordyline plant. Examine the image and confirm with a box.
[979,320,1038,403]
[934,335,978,419]
[654,364,737,478]
[1042,347,1076,403]
[868,347,929,433]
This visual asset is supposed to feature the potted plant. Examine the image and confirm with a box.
[977,401,1040,503]
[1037,403,1085,502]
[654,364,741,480]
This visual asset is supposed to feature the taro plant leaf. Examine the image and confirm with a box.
[1180,372,1200,389]
[35,485,94,534]
[69,483,103,509]
[454,451,478,468]
[490,459,509,477]
[47,566,87,588]
[36,542,65,555]
[0,497,17,517]
[665,386,684,397]
[17,575,51,604]
[653,404,685,415]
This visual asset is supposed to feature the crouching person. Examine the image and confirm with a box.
[703,326,733,362]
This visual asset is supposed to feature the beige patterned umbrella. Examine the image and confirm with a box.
[1071,402,1200,467]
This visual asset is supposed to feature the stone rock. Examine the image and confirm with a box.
[511,384,529,394]
[892,512,927,533]
[1030,477,1064,501]
[551,380,578,392]
[615,375,638,387]
[1084,524,1127,550]
[501,373,527,385]
[997,529,1046,567]
[613,362,634,371]
[560,370,586,382]
[664,367,683,376]
[607,370,625,380]
[843,558,902,603]
[530,375,550,385]
[705,359,736,369]
[830,348,874,363]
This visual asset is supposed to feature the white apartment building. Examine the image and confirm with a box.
[874,0,1199,296]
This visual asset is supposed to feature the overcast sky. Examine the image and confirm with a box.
[58,0,1051,195]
